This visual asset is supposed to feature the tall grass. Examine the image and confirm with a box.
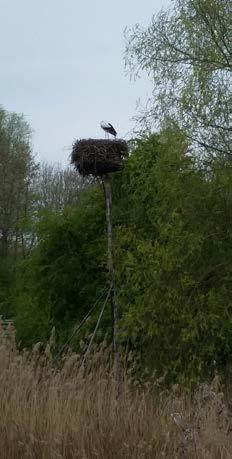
[0,325,231,458]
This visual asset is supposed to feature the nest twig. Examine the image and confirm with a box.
[71,138,128,176]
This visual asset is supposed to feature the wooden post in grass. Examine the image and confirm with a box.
[71,138,128,384]
[103,174,120,383]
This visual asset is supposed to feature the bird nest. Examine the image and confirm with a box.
[71,139,128,176]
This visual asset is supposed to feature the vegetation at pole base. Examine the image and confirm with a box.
[0,332,232,459]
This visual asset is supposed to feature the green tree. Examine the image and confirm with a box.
[125,0,231,157]
[34,162,92,213]
[0,107,36,316]
[13,188,107,345]
[113,128,232,384]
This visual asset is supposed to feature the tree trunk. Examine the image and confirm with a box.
[1,228,8,259]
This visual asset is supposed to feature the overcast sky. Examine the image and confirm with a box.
[0,0,170,165]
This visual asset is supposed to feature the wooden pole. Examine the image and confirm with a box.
[102,174,120,382]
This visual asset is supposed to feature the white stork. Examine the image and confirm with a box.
[100,121,117,138]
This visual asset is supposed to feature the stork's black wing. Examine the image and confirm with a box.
[108,123,117,137]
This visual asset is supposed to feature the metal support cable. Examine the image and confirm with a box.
[53,287,108,363]
[82,286,112,364]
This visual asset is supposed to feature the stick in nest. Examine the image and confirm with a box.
[71,138,128,176]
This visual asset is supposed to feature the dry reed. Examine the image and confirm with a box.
[0,325,232,458]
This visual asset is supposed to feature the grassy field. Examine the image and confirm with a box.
[0,326,231,458]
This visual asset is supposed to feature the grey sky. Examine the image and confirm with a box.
[0,0,170,165]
